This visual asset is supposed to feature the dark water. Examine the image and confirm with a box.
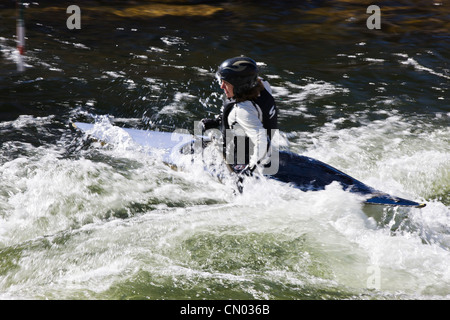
[0,0,449,300]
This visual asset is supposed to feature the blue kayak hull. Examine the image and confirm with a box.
[72,122,425,208]
[272,151,425,208]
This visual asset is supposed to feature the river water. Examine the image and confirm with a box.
[0,0,449,300]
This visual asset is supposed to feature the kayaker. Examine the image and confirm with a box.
[200,56,278,178]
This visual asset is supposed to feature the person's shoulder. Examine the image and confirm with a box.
[235,100,255,112]
[233,101,261,123]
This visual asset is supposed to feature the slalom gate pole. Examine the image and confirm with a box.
[16,0,25,72]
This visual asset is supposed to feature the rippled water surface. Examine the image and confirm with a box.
[0,1,449,300]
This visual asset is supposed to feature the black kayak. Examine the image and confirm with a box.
[72,122,426,208]
[272,151,425,208]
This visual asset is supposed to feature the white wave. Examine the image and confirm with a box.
[161,36,186,46]
[285,80,349,103]
[0,113,448,299]
[396,53,450,80]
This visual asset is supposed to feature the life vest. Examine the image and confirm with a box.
[220,87,278,167]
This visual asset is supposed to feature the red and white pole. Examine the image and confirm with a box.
[16,0,25,72]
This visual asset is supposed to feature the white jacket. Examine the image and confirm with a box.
[226,81,273,168]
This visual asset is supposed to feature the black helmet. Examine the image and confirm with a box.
[216,56,259,95]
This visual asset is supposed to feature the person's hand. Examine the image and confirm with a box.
[199,116,221,132]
